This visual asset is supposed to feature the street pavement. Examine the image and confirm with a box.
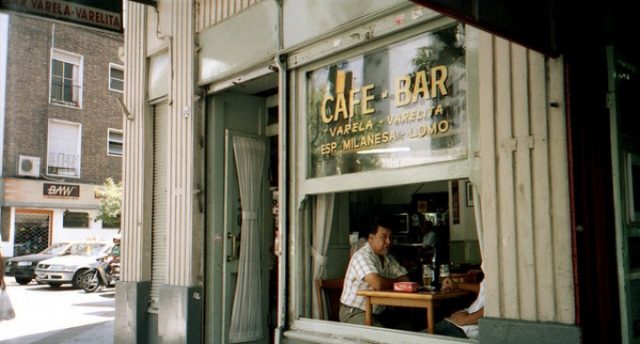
[0,279,115,344]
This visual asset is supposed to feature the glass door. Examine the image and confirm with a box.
[608,45,640,344]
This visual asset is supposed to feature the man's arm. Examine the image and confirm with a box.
[442,278,480,294]
[363,272,409,290]
[448,307,484,326]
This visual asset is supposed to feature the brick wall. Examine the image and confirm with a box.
[3,14,124,185]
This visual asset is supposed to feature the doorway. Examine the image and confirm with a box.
[204,73,279,344]
[13,209,53,256]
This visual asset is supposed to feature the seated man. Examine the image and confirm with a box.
[435,277,485,339]
[339,217,410,327]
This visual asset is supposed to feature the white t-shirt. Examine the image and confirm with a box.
[422,232,436,248]
[448,280,485,339]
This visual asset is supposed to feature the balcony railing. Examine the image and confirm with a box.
[47,153,80,177]
[50,84,81,108]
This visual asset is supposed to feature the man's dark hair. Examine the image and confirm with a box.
[369,215,396,236]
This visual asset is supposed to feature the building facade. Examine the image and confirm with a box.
[0,13,124,256]
[118,1,638,344]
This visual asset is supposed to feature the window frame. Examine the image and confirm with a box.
[49,48,83,109]
[295,18,471,196]
[286,16,480,344]
[46,119,82,178]
[108,63,124,93]
[107,128,124,157]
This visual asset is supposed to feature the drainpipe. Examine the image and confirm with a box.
[274,1,288,343]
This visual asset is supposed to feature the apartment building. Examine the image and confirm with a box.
[0,13,124,257]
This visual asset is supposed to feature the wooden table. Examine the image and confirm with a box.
[357,289,471,333]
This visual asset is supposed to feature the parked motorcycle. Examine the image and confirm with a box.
[80,258,120,293]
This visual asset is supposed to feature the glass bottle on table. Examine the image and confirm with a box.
[422,264,433,287]
[430,248,440,291]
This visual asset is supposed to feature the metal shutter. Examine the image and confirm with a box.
[150,101,168,310]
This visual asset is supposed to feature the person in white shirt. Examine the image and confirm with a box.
[421,220,437,249]
[339,217,409,327]
[435,277,485,339]
[420,219,437,263]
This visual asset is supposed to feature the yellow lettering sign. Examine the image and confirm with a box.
[395,65,449,107]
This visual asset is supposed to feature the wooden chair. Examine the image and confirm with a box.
[315,277,344,321]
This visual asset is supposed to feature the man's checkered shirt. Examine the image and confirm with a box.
[340,242,407,314]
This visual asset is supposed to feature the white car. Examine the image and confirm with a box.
[35,242,113,288]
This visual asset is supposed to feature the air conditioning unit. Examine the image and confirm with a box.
[17,155,41,177]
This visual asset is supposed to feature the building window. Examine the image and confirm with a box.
[63,211,90,228]
[109,63,124,92]
[108,128,123,157]
[49,49,83,108]
[47,119,81,178]
[102,215,121,229]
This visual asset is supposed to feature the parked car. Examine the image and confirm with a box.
[4,242,77,285]
[35,242,113,288]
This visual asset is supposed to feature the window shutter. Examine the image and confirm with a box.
[150,101,168,310]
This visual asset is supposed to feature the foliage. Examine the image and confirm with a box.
[95,178,122,229]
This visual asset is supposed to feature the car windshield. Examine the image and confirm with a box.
[69,243,109,257]
[40,243,70,255]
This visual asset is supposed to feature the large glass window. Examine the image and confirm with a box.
[306,24,467,178]
[293,19,484,342]
[310,180,482,333]
[50,49,83,108]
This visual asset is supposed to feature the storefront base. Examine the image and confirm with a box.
[115,282,202,344]
[115,281,150,344]
[479,317,581,344]
[158,285,203,343]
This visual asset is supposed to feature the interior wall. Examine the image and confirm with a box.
[449,179,480,265]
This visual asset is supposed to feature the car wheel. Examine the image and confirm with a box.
[48,282,62,288]
[72,269,87,289]
[15,277,32,285]
[81,271,100,293]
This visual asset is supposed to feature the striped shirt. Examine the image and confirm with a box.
[340,242,407,314]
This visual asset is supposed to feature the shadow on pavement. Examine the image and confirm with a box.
[0,320,113,344]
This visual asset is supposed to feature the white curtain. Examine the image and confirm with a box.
[229,136,266,343]
[311,193,335,319]
[312,193,336,280]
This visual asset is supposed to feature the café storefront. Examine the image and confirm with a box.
[118,2,579,343]
[282,12,577,344]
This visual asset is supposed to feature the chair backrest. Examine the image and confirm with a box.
[315,277,344,321]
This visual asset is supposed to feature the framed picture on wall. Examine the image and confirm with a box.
[451,181,460,224]
[417,200,428,213]
[626,152,640,223]
[466,181,474,207]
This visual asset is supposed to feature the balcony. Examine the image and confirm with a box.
[47,153,80,177]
